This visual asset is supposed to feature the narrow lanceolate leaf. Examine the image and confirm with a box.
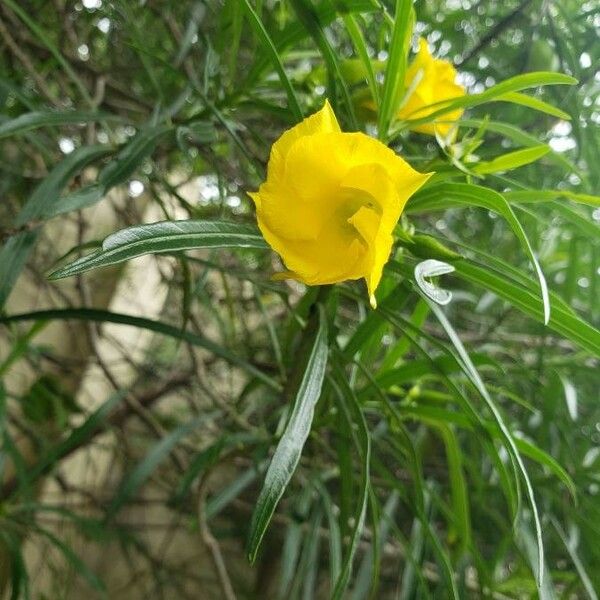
[496,91,571,120]
[514,437,577,501]
[0,145,109,309]
[0,110,115,139]
[399,71,577,132]
[49,221,269,279]
[408,182,551,324]
[549,201,600,241]
[378,0,413,140]
[99,126,171,189]
[0,308,280,391]
[244,0,379,89]
[504,189,600,208]
[47,125,171,219]
[454,260,600,357]
[106,417,201,519]
[552,519,599,600]
[516,521,556,600]
[4,392,123,495]
[246,305,328,563]
[427,302,545,589]
[290,0,358,130]
[457,118,582,176]
[343,14,380,109]
[473,145,550,175]
[33,526,106,592]
[437,425,471,554]
[400,405,576,499]
[330,362,371,600]
[240,0,303,121]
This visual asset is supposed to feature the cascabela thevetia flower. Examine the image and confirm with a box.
[398,37,466,138]
[249,101,432,307]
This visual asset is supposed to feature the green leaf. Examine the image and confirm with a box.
[0,321,47,378]
[106,418,201,519]
[458,118,551,147]
[246,305,328,562]
[402,405,576,499]
[0,308,280,390]
[514,437,576,501]
[371,353,496,392]
[240,0,303,121]
[206,468,260,519]
[0,145,110,308]
[314,480,342,593]
[278,517,304,598]
[0,529,30,600]
[495,91,571,120]
[408,182,551,324]
[378,0,414,140]
[350,491,397,600]
[99,126,171,189]
[379,298,429,371]
[343,283,409,358]
[399,71,577,132]
[473,145,550,175]
[174,2,206,67]
[33,526,106,593]
[398,494,431,600]
[345,282,523,530]
[453,260,600,357]
[46,184,106,219]
[2,0,94,105]
[420,492,461,599]
[552,519,598,600]
[2,392,122,497]
[516,520,556,600]
[547,201,600,241]
[330,361,371,600]
[171,439,227,506]
[343,14,380,109]
[426,301,546,588]
[457,118,583,177]
[244,0,379,89]
[49,220,269,279]
[296,508,323,598]
[290,0,358,129]
[0,110,115,139]
[47,125,172,219]
[505,190,600,209]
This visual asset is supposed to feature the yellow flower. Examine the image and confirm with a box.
[249,101,432,307]
[398,38,465,138]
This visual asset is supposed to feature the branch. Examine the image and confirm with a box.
[0,372,192,500]
[456,0,533,66]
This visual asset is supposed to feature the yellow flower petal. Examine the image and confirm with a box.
[270,99,340,166]
[250,102,432,305]
[343,162,432,303]
[398,37,465,137]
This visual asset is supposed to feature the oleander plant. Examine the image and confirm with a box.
[0,0,599,598]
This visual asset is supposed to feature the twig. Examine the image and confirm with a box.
[0,372,192,499]
[457,0,533,66]
[197,474,238,600]
[0,16,60,106]
[0,220,44,244]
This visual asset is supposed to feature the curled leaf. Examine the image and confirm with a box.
[414,259,455,305]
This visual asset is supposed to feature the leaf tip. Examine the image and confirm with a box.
[47,269,65,281]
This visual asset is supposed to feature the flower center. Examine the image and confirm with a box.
[333,188,381,247]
